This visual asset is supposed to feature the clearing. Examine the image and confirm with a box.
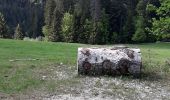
[0,39,170,100]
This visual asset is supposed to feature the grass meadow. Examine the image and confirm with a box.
[0,39,170,97]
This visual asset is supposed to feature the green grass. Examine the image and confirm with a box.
[135,43,170,74]
[0,39,170,94]
[0,39,81,93]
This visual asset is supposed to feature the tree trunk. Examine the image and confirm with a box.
[77,46,142,78]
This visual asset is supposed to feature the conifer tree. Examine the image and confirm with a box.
[43,0,63,42]
[89,0,102,44]
[73,0,90,43]
[14,24,24,40]
[0,12,8,38]
[50,0,64,42]
[132,0,147,42]
[43,0,56,41]
[61,12,74,42]
[132,16,146,42]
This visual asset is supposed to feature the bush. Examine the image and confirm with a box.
[161,34,170,42]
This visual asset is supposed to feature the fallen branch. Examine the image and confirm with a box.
[9,58,39,62]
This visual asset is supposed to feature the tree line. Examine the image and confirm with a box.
[0,0,170,44]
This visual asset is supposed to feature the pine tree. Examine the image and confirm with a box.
[50,0,64,42]
[132,16,146,42]
[61,12,74,42]
[121,0,138,43]
[43,0,63,42]
[0,12,8,38]
[14,24,24,40]
[29,8,38,38]
[43,0,56,41]
[78,19,92,43]
[96,9,109,44]
[122,10,135,43]
[73,0,90,43]
[89,0,102,44]
[44,0,56,27]
[132,0,147,43]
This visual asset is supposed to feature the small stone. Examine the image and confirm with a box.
[60,62,63,65]
[42,76,47,80]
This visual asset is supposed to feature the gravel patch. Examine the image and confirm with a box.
[1,64,170,100]
[45,64,170,100]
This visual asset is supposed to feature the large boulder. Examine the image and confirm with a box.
[77,46,142,78]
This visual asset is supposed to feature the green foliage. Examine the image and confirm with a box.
[132,0,147,43]
[44,0,56,27]
[78,19,92,44]
[122,10,135,43]
[14,24,24,40]
[161,34,170,41]
[148,0,170,41]
[89,9,109,44]
[42,25,51,38]
[0,12,8,38]
[146,4,157,13]
[156,0,170,17]
[110,32,118,43]
[61,12,74,42]
[43,0,56,41]
[136,0,146,16]
[98,9,109,44]
[43,0,64,42]
[73,0,91,43]
[132,16,146,42]
[1,0,168,43]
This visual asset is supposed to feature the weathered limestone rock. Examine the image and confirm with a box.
[77,46,142,78]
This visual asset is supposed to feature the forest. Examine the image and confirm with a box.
[0,0,170,44]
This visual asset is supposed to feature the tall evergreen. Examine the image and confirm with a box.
[96,9,109,44]
[0,12,8,38]
[0,0,166,43]
[50,0,64,42]
[43,0,56,40]
[43,0,64,42]
[14,24,24,40]
[122,10,135,43]
[61,12,74,42]
[132,0,147,42]
[44,0,56,28]
[89,0,102,44]
[121,0,138,43]
[73,0,90,43]
[132,16,146,42]
[29,7,38,38]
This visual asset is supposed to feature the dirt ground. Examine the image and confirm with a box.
[1,64,170,100]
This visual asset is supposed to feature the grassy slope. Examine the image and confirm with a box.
[0,39,170,94]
